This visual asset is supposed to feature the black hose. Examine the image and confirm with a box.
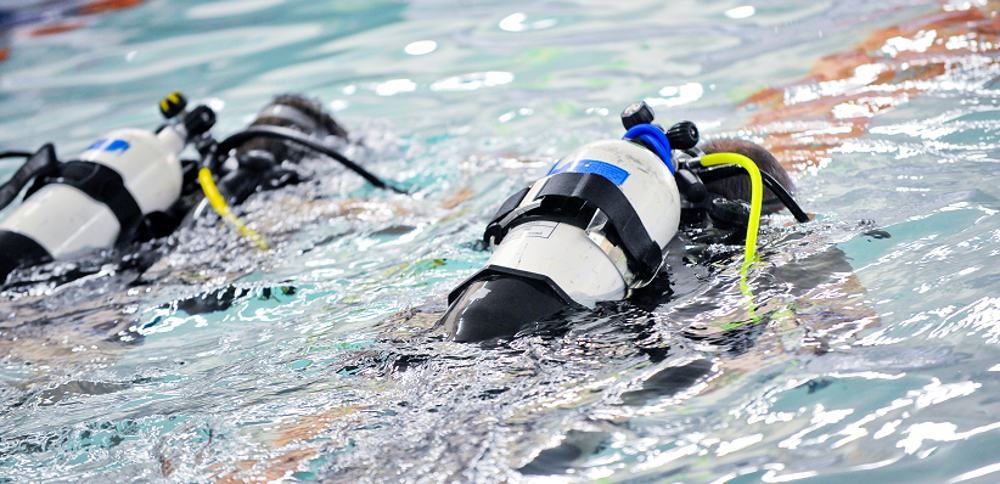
[212,126,405,193]
[759,170,810,223]
[0,145,58,212]
[695,164,810,223]
[696,164,742,184]
[0,151,33,160]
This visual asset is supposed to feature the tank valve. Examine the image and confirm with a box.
[159,91,188,119]
[666,121,699,150]
[183,105,216,139]
[621,101,655,129]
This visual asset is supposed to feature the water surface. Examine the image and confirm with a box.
[2,1,1000,483]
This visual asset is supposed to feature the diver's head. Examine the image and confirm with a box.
[218,94,346,205]
[440,103,692,342]
[235,94,347,165]
[701,139,794,211]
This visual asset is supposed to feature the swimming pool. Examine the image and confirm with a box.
[2,0,1000,482]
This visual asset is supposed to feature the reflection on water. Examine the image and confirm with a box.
[739,0,1000,174]
[0,0,148,63]
[2,0,1000,483]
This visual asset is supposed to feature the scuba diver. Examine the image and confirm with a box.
[0,92,806,346]
[439,100,810,342]
[0,92,399,285]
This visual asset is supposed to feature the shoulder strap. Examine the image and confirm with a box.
[482,172,663,281]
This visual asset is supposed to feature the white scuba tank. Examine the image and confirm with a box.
[0,125,187,260]
[442,103,698,342]
[486,139,681,307]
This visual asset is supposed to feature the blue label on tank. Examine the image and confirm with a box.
[86,139,130,154]
[547,159,630,185]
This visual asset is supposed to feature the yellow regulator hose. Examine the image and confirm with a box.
[198,168,269,251]
[700,152,764,323]
[700,153,764,263]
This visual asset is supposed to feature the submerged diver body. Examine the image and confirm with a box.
[1,94,815,365]
[0,92,396,286]
[0,92,410,378]
[439,101,810,342]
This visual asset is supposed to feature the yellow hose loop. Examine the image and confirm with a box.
[700,152,764,263]
[700,152,764,328]
[197,168,269,251]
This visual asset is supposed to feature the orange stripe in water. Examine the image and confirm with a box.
[29,22,84,36]
[78,0,147,15]
[737,0,1000,174]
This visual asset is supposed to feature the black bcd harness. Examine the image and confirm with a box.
[482,172,663,283]
[24,160,145,248]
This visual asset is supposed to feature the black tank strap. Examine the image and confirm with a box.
[482,172,663,281]
[0,144,58,212]
[483,186,529,245]
[35,161,144,248]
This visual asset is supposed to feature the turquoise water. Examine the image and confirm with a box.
[2,0,1000,482]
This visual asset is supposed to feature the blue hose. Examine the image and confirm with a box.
[623,124,674,174]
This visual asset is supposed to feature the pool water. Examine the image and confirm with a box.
[2,0,1000,483]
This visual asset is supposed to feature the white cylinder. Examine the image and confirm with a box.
[0,185,120,260]
[0,125,187,261]
[487,139,681,307]
[487,220,627,307]
[79,127,185,214]
[552,139,681,249]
